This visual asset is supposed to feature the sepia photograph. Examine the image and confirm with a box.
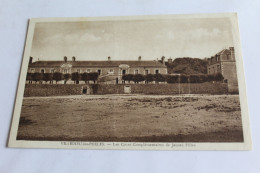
[8,14,251,150]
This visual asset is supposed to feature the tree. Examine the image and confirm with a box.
[144,74,154,84]
[189,75,201,83]
[132,74,145,84]
[122,74,133,83]
[166,75,178,83]
[154,74,165,83]
[88,72,99,83]
[71,72,81,84]
[26,73,33,84]
[81,73,91,83]
[63,73,71,84]
[53,72,63,84]
[32,72,43,84]
[180,75,188,83]
[43,73,53,84]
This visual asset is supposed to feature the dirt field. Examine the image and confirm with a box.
[17,94,244,142]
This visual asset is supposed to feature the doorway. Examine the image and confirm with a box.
[82,88,87,94]
[124,85,131,94]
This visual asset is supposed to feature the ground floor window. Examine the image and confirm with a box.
[63,69,68,74]
[98,69,101,75]
[155,69,159,74]
[41,69,45,73]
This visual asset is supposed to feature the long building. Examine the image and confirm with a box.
[28,56,168,84]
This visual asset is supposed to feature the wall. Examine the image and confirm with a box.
[24,84,84,97]
[24,82,229,97]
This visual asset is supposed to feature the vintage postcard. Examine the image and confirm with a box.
[8,13,252,150]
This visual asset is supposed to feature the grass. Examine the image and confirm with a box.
[17,95,243,142]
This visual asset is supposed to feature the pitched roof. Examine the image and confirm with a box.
[29,60,166,68]
[216,49,230,56]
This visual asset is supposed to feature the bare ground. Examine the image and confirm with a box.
[17,94,243,142]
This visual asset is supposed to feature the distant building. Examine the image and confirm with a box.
[207,47,238,92]
[28,56,167,83]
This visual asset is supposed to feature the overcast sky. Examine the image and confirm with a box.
[31,17,234,61]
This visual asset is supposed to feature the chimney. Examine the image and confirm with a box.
[168,58,172,64]
[161,56,165,65]
[29,56,33,64]
[108,56,111,61]
[72,56,76,62]
[64,56,67,62]
[229,47,235,60]
[138,56,141,61]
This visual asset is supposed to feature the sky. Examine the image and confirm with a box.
[31,17,234,61]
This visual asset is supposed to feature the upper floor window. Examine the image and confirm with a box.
[109,69,114,73]
[51,69,55,73]
[145,69,149,75]
[155,69,159,74]
[87,69,91,73]
[41,69,45,73]
[135,69,139,74]
[63,69,68,74]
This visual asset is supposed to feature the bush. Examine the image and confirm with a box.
[214,73,224,81]
[166,75,179,83]
[154,74,165,83]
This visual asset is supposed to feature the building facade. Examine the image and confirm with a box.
[207,47,238,92]
[28,56,167,84]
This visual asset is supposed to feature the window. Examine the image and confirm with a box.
[217,65,220,72]
[155,69,159,74]
[97,69,101,75]
[135,69,139,74]
[51,69,55,73]
[145,69,149,75]
[41,69,45,73]
[30,69,35,73]
[63,69,68,74]
[109,69,114,73]
[87,69,91,73]
[122,69,126,75]
[77,69,80,73]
